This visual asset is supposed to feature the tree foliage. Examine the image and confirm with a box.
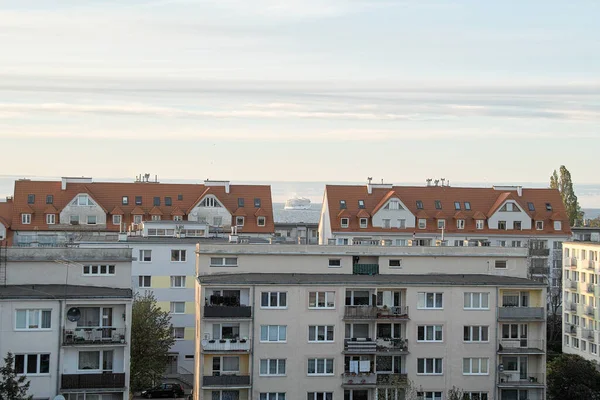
[447,387,468,400]
[131,292,175,392]
[550,165,583,226]
[0,353,33,400]
[547,353,600,400]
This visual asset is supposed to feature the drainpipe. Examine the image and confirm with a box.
[250,285,255,400]
[496,286,500,400]
[56,299,63,396]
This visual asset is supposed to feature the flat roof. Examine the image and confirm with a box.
[198,273,545,287]
[3,247,132,262]
[0,285,132,300]
[564,241,600,247]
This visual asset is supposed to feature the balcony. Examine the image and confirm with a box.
[498,373,544,387]
[376,373,408,386]
[203,306,252,319]
[342,373,377,387]
[566,280,579,290]
[587,284,596,294]
[565,302,577,312]
[565,324,577,335]
[582,329,596,342]
[202,374,251,388]
[528,248,549,257]
[201,338,250,352]
[353,264,379,275]
[344,339,377,353]
[570,257,578,267]
[588,260,596,270]
[344,306,377,320]
[498,307,544,320]
[376,338,409,353]
[585,305,595,317]
[63,328,126,346]
[498,339,544,354]
[528,266,548,275]
[61,373,126,390]
[377,306,409,320]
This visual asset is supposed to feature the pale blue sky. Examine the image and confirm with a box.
[1,0,599,185]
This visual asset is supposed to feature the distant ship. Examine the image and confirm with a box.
[284,196,312,210]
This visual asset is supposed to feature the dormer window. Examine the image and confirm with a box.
[254,198,261,208]
[457,219,465,229]
[434,200,442,210]
[46,214,56,225]
[437,219,445,229]
[545,203,552,211]
[554,221,562,230]
[133,215,142,224]
[476,220,484,230]
[418,218,426,229]
[464,202,471,210]
[416,201,423,209]
[236,216,245,226]
[359,218,368,228]
[454,202,461,210]
[22,213,31,224]
[151,215,161,221]
[536,221,544,230]
[257,216,266,226]
[173,215,183,221]
[73,194,94,206]
[122,196,129,205]
[358,200,365,209]
[340,200,347,209]
[527,202,535,211]
[238,198,245,208]
[340,218,349,228]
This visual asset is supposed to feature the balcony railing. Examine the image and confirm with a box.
[587,284,596,294]
[202,338,250,352]
[61,373,126,389]
[344,306,377,319]
[203,306,252,318]
[582,329,596,342]
[566,280,579,290]
[498,307,544,320]
[571,257,578,267]
[377,306,409,319]
[565,302,577,312]
[565,324,577,335]
[498,339,544,352]
[498,373,544,386]
[585,305,595,316]
[202,374,251,387]
[528,266,548,275]
[63,328,126,345]
[344,338,376,353]
[376,373,408,386]
[342,372,377,386]
[588,260,596,270]
[528,248,550,257]
[376,338,409,353]
[353,264,379,275]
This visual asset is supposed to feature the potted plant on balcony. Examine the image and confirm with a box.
[219,339,227,343]
[119,334,125,344]
[209,339,216,343]
[239,338,247,343]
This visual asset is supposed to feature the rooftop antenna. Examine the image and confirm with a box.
[447,180,450,187]
[434,179,439,187]
[426,178,432,187]
[367,177,373,184]
[144,173,150,182]
[441,178,446,186]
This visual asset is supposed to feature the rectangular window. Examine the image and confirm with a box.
[417,292,443,309]
[389,259,402,268]
[358,200,365,209]
[171,250,186,262]
[464,293,489,309]
[418,219,426,229]
[254,198,261,208]
[257,216,266,226]
[536,221,544,230]
[260,394,285,400]
[417,325,443,342]
[112,215,121,225]
[307,393,333,400]
[260,359,286,376]
[463,326,489,342]
[417,393,442,400]
[437,219,445,229]
[464,202,471,210]
[398,218,406,228]
[210,257,238,267]
[307,358,334,375]
[15,310,51,330]
[434,200,442,209]
[138,276,151,288]
[46,214,55,224]
[122,196,129,205]
[454,201,461,210]
[476,220,484,229]
[383,219,391,228]
[359,218,368,228]
[87,215,97,225]
[133,215,142,224]
[236,216,245,226]
[165,197,172,206]
[27,194,35,204]
[170,302,185,314]
[514,221,522,230]
[139,250,152,262]
[46,195,53,204]
[457,219,465,229]
[340,200,347,209]
[554,221,562,230]
[15,354,50,375]
[261,292,287,308]
[498,221,507,230]
[135,196,142,205]
[495,260,507,269]
[340,218,349,228]
[83,265,115,276]
[172,327,185,339]
[416,200,423,209]
[21,213,31,224]
[462,358,489,375]
[328,259,341,268]
[78,351,100,370]
[309,292,335,309]
[308,325,334,342]
[417,358,443,375]
[153,197,160,206]
[464,393,488,400]
[237,198,244,208]
[178,194,183,201]
[260,325,287,342]
[171,276,186,288]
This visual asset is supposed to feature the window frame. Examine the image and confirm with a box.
[46,214,56,225]
[14,353,50,375]
[170,276,186,288]
[309,291,336,309]
[257,216,266,227]
[260,325,287,342]
[112,214,122,225]
[416,358,443,375]
[138,276,152,288]
[418,218,426,229]
[389,259,402,268]
[172,327,185,340]
[21,213,31,224]
[417,325,443,342]
[307,358,334,376]
[340,218,349,228]
[87,215,97,225]
[495,260,507,269]
[261,292,287,309]
[554,221,562,231]
[210,257,238,267]
[462,357,489,375]
[437,219,445,229]
[417,292,443,310]
[308,325,334,343]
[83,264,115,276]
[475,219,484,229]
[536,220,544,230]
[236,216,245,226]
[139,249,152,262]
[457,219,465,229]
[171,249,187,262]
[259,359,286,376]
[463,292,490,310]
[46,195,53,204]
[170,302,186,314]
[328,259,341,268]
[463,326,489,343]
[15,309,52,331]
[359,218,368,228]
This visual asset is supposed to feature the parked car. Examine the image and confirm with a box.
[141,383,185,398]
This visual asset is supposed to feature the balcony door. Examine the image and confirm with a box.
[345,290,372,306]
[345,324,370,340]
[212,356,240,376]
[502,324,528,347]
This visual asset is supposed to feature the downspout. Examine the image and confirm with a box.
[56,299,63,396]
[250,285,255,400]
[496,286,500,400]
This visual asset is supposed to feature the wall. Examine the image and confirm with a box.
[371,204,416,229]
[188,196,232,229]
[487,202,532,230]
[0,224,6,240]
[59,194,107,226]
[318,194,331,245]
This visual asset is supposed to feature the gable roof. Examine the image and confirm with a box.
[0,200,13,228]
[372,191,401,214]
[149,206,163,216]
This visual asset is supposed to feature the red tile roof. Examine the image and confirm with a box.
[324,184,571,236]
[0,200,13,228]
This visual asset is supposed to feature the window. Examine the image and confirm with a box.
[457,219,465,229]
[464,325,489,342]
[150,197,159,206]
[340,200,347,209]
[210,257,238,267]
[112,215,121,225]
[416,200,423,209]
[498,221,507,230]
[307,393,333,400]
[309,326,334,342]
[417,393,442,400]
[139,250,152,262]
[138,276,151,288]
[383,219,391,228]
[389,259,402,268]
[122,196,129,205]
[340,218,349,228]
[172,327,185,339]
[417,292,443,309]
[15,310,51,330]
[260,359,286,376]
[417,358,442,375]
[309,291,335,308]
[260,394,285,400]
[398,218,406,228]
[83,265,115,276]
[258,216,266,226]
[87,215,97,225]
[464,202,471,210]
[514,221,522,230]
[171,250,186,262]
[171,276,186,288]
[15,354,50,375]
[545,202,552,211]
[495,260,507,269]
[46,214,55,224]
[437,219,445,229]
[135,196,142,205]
[164,196,172,206]
[418,219,426,229]
[236,216,245,226]
[554,221,562,230]
[238,198,244,207]
[170,302,185,314]
[463,358,489,375]
[261,292,287,308]
[527,202,535,211]
[536,221,544,230]
[434,200,442,209]
[358,200,365,209]
[261,325,287,342]
[329,259,341,268]
[476,219,484,229]
[70,215,80,225]
[178,194,183,201]
[359,218,368,228]
[464,293,489,309]
[454,201,461,210]
[174,215,183,221]
[45,195,53,204]
[254,198,261,208]
[27,194,35,204]
[417,325,443,342]
[307,358,334,375]
[464,393,488,400]
[150,215,160,221]
[386,200,401,210]
[21,213,31,224]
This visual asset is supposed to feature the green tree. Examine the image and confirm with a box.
[550,165,583,226]
[447,386,468,400]
[547,353,600,400]
[130,292,175,392]
[0,353,33,400]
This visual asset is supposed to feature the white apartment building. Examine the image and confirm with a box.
[0,247,133,400]
[562,240,600,361]
[194,244,547,400]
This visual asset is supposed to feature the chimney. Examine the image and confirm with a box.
[367,177,373,194]
[61,176,92,190]
[517,186,522,197]
[204,180,230,194]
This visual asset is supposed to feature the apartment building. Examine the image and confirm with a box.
[273,206,320,245]
[562,240,600,361]
[0,247,133,400]
[194,244,547,400]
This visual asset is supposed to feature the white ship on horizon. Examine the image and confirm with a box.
[284,196,312,210]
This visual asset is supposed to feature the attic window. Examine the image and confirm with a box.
[454,202,460,210]
[46,195,53,205]
[135,196,142,205]
[545,203,552,211]
[464,202,471,210]
[527,202,535,211]
[416,200,423,209]
[238,198,245,208]
[178,194,183,201]
[122,196,129,205]
[254,198,261,208]
[340,218,349,228]
[340,200,347,209]
[27,194,35,204]
[153,197,160,206]
[358,200,365,209]
[434,200,442,210]
[165,197,172,206]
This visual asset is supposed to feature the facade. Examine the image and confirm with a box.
[571,226,600,242]
[0,247,133,400]
[273,205,320,245]
[562,240,600,362]
[194,244,547,400]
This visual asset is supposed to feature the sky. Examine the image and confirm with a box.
[1,0,599,187]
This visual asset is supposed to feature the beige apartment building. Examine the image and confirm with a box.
[193,245,547,400]
[562,240,600,361]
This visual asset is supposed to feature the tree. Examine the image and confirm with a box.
[550,165,583,226]
[130,292,175,392]
[0,352,33,400]
[376,375,420,400]
[447,387,468,400]
[548,354,600,399]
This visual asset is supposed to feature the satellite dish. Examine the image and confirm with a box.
[54,396,66,400]
[67,308,81,322]
[201,339,208,348]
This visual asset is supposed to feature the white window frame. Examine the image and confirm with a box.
[15,309,52,330]
[475,219,484,229]
[172,327,185,339]
[457,219,465,229]
[462,357,489,375]
[83,265,115,276]
[437,219,445,229]
[261,292,287,309]
[259,359,286,376]
[536,220,544,230]
[173,215,183,221]
[257,216,266,227]
[236,216,245,226]
[418,219,426,229]
[133,215,143,224]
[328,259,341,268]
[463,326,489,342]
[139,250,152,262]
[417,325,443,342]
[210,257,238,267]
[307,358,334,376]
[308,325,334,343]
[417,292,443,309]
[554,221,562,230]
[307,393,333,400]
[170,302,185,314]
[112,215,122,225]
[259,393,285,400]
[151,215,161,221]
[464,292,490,310]
[260,325,287,342]
[86,215,97,225]
[340,218,349,228]
[138,276,151,288]
[308,291,335,309]
[14,353,51,375]
[417,392,442,400]
[416,358,443,375]
[171,276,186,288]
[389,259,402,268]
[46,214,55,225]
[359,218,368,228]
[171,249,187,262]
[22,213,31,224]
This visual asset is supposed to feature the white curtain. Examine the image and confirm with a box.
[78,351,100,370]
